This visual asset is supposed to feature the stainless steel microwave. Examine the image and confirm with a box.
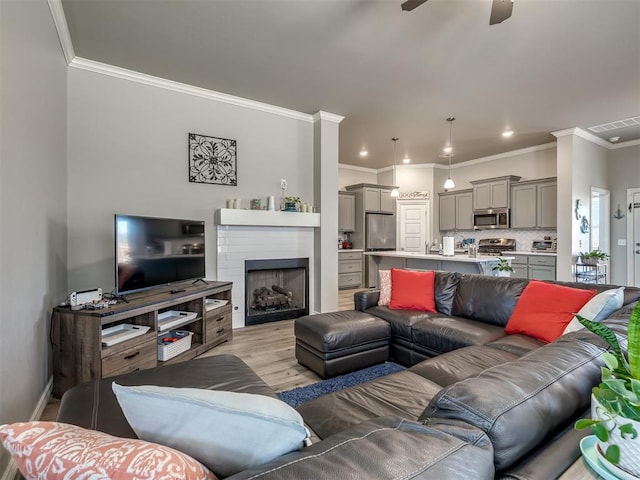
[473,208,509,229]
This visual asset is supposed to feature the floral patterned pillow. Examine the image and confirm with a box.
[379,269,392,306]
[0,421,217,480]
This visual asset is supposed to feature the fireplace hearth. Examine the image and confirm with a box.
[245,258,309,325]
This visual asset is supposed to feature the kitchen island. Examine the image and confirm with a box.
[364,251,514,288]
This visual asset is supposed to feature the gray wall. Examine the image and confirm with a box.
[67,68,315,293]
[0,0,68,473]
[608,144,640,284]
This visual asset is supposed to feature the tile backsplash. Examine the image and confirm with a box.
[439,229,557,252]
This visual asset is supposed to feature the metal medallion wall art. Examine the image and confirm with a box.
[188,133,237,186]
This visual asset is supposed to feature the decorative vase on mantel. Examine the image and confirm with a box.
[591,395,640,477]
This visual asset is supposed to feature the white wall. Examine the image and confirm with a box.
[441,145,557,190]
[608,144,640,284]
[0,0,68,474]
[338,164,377,189]
[67,68,315,293]
[572,135,610,257]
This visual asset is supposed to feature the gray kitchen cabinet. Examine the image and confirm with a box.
[470,176,521,210]
[338,192,356,232]
[510,256,529,279]
[439,194,456,231]
[455,191,473,230]
[338,250,362,288]
[509,254,556,280]
[511,178,557,229]
[439,189,473,232]
[536,180,557,229]
[363,187,395,213]
[379,189,395,213]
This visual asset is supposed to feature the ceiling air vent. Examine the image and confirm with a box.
[588,116,640,133]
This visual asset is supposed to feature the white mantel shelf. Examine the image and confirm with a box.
[216,208,320,227]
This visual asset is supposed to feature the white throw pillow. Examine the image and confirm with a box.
[562,287,625,334]
[112,383,311,477]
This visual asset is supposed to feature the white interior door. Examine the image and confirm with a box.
[398,202,428,252]
[629,189,640,287]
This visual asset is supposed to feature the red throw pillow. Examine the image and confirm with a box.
[505,280,597,343]
[389,268,436,312]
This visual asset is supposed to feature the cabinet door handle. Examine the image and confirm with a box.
[124,351,140,360]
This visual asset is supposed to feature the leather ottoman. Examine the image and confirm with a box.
[295,310,391,378]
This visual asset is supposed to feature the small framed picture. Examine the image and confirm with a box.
[188,133,237,186]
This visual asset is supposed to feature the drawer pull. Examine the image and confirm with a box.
[215,317,223,322]
[216,329,224,334]
[124,351,140,360]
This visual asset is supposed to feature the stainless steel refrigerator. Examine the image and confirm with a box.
[365,213,397,287]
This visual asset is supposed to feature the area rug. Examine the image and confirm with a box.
[278,362,405,408]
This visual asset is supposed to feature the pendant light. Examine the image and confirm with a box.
[390,137,399,197]
[443,117,455,190]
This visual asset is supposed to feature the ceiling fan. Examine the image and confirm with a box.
[401,0,514,25]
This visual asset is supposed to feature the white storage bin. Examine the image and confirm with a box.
[157,330,193,361]
[157,310,198,332]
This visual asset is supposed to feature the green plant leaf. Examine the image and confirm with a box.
[575,419,601,430]
[631,378,640,398]
[628,302,640,379]
[592,423,610,442]
[603,379,635,400]
[577,315,627,372]
[602,353,619,371]
[605,444,620,464]
[619,422,638,440]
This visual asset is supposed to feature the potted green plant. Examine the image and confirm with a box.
[579,249,609,266]
[574,302,640,477]
[284,196,301,212]
[492,257,514,277]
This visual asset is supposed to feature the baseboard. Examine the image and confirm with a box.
[1,377,53,480]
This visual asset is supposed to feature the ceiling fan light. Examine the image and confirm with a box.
[403,156,411,164]
[359,148,368,157]
[443,177,455,190]
[502,129,514,138]
[443,145,453,154]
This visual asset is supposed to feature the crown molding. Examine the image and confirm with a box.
[69,58,316,122]
[48,0,74,64]
[312,111,345,123]
[610,138,640,149]
[552,127,612,148]
[338,163,378,174]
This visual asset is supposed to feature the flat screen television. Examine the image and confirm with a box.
[115,214,206,295]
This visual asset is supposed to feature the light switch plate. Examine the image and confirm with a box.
[618,239,627,246]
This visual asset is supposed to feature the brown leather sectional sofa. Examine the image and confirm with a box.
[56,273,640,479]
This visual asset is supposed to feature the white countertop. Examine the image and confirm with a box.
[510,251,557,257]
[364,251,514,263]
[338,249,364,253]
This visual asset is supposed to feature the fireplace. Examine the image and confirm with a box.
[244,258,309,325]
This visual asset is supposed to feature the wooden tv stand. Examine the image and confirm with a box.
[52,281,233,398]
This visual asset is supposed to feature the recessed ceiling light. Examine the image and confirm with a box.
[502,129,514,138]
[609,136,620,143]
[402,156,411,164]
[359,148,368,157]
